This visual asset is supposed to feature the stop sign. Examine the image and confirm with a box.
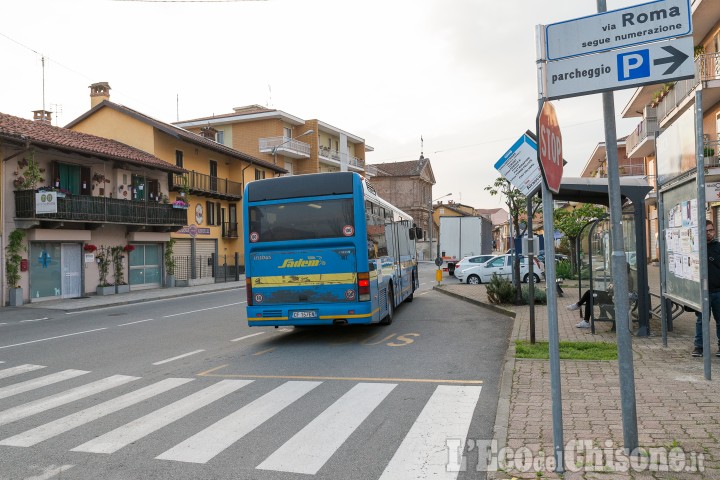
[537,101,563,194]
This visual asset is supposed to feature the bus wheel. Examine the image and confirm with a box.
[380,285,394,325]
[405,271,417,303]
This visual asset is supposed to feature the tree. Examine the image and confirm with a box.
[554,203,607,274]
[485,177,542,304]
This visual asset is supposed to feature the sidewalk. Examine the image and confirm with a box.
[435,266,720,479]
[11,280,244,313]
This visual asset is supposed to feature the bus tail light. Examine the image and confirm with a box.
[358,272,370,301]
[246,277,253,305]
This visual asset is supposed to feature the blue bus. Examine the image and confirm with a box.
[243,172,420,327]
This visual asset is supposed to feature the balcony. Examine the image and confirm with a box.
[318,146,364,171]
[656,52,720,128]
[222,221,239,238]
[170,172,242,200]
[14,190,187,231]
[625,110,658,159]
[259,136,311,159]
[593,163,646,178]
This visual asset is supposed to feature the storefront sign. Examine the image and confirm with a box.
[85,253,95,263]
[178,225,211,237]
[36,192,58,214]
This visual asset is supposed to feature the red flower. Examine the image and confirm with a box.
[123,244,135,253]
[83,244,98,253]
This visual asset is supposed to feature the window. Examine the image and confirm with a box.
[255,169,266,180]
[216,131,224,145]
[249,199,354,242]
[175,150,184,168]
[283,127,292,139]
[207,201,216,226]
[52,162,90,196]
[209,160,218,192]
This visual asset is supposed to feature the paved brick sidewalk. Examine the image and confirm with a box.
[435,266,720,479]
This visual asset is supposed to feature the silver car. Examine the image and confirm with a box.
[456,254,545,284]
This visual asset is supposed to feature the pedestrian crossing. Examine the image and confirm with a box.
[0,363,484,479]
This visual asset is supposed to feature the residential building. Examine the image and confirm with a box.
[174,105,371,177]
[1,110,186,305]
[65,83,285,284]
[586,0,720,261]
[364,156,436,260]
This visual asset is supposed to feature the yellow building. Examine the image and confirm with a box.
[66,83,285,283]
[174,105,371,177]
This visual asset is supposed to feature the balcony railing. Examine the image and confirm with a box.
[593,164,647,178]
[222,221,239,238]
[656,52,720,123]
[169,172,242,199]
[14,190,187,227]
[625,112,658,158]
[259,136,311,157]
[318,146,364,169]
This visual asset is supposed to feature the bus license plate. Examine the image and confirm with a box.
[291,310,318,319]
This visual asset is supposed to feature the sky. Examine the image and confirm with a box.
[1,0,646,210]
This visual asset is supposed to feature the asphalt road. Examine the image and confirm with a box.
[0,263,512,480]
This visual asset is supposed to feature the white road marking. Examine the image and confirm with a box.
[72,379,252,454]
[0,364,46,380]
[0,378,193,447]
[20,317,49,323]
[0,370,90,400]
[0,323,7,326]
[257,382,397,474]
[162,302,244,318]
[0,328,108,350]
[417,291,431,296]
[157,380,321,464]
[230,332,265,342]
[0,375,139,427]
[152,349,205,365]
[23,464,74,480]
[63,290,246,315]
[117,318,155,326]
[378,385,483,480]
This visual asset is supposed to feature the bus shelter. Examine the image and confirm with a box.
[550,177,654,336]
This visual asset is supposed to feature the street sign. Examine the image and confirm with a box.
[494,133,542,196]
[545,0,691,60]
[537,101,563,194]
[545,35,694,100]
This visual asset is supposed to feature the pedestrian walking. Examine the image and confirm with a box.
[692,219,720,357]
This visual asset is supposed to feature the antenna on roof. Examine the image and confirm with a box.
[41,55,46,114]
[420,135,424,159]
[176,93,179,122]
[267,84,272,107]
[50,103,62,126]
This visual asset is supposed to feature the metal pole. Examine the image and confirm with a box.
[536,24,563,472]
[695,90,711,380]
[658,190,668,346]
[597,0,638,453]
[527,196,536,344]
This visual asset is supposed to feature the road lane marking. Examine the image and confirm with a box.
[63,290,246,315]
[157,380,321,464]
[417,291,431,296]
[252,348,276,356]
[72,379,251,454]
[0,370,90,400]
[257,382,397,474]
[153,350,205,365]
[230,332,265,342]
[23,464,74,480]
[0,364,46,380]
[19,317,49,323]
[197,365,483,385]
[0,378,193,447]
[0,328,108,350]
[0,375,139,427]
[117,318,155,327]
[162,302,244,318]
[378,385,483,480]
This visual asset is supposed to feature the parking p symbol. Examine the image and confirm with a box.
[617,49,650,81]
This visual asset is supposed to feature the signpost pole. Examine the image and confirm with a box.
[527,196,535,344]
[597,0,638,455]
[695,90,711,380]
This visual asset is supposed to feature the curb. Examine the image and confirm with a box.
[432,286,516,318]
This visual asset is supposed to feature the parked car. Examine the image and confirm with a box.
[453,254,496,277]
[537,252,569,264]
[456,254,545,285]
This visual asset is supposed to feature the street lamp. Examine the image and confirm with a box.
[271,129,314,167]
[429,192,452,262]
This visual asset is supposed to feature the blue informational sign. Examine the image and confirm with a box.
[494,133,542,196]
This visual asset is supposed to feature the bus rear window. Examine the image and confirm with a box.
[248,199,354,242]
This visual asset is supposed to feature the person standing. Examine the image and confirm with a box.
[692,219,720,357]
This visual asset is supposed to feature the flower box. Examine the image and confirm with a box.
[115,284,130,294]
[96,285,115,296]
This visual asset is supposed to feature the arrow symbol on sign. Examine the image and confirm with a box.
[653,45,689,75]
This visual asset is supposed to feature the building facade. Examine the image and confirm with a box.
[65,84,285,284]
[174,105,370,177]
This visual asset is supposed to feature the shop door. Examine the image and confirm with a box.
[129,244,162,289]
[61,244,82,298]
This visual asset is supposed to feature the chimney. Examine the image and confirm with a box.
[32,109,52,124]
[200,125,218,140]
[89,82,111,108]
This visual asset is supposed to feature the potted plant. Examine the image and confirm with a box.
[95,246,115,295]
[5,229,26,306]
[112,245,133,293]
[704,147,715,166]
[13,151,45,191]
[172,199,188,209]
[180,177,190,197]
[165,238,176,287]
